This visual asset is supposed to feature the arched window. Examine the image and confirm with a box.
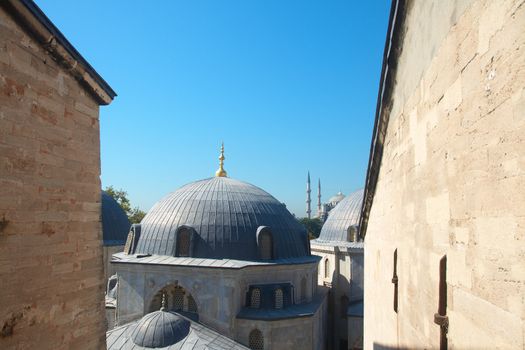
[341,295,349,319]
[274,288,284,309]
[149,284,198,318]
[250,288,261,309]
[249,329,264,350]
[257,227,273,260]
[124,230,134,255]
[124,224,141,255]
[176,227,191,257]
[300,277,307,303]
[324,258,330,278]
[347,225,359,242]
[173,287,184,311]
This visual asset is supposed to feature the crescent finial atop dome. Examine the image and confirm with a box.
[215,142,228,177]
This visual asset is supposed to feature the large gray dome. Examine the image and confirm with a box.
[135,177,309,260]
[317,189,364,242]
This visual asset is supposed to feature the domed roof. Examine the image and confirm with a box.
[328,191,346,204]
[102,191,131,246]
[131,309,190,348]
[317,189,364,242]
[135,177,308,260]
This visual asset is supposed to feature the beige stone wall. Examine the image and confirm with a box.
[0,8,106,350]
[312,244,364,349]
[364,0,525,349]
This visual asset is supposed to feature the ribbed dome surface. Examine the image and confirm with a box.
[317,189,364,242]
[135,177,308,260]
[102,191,131,246]
[131,310,190,347]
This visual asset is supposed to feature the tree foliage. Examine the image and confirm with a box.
[298,217,323,239]
[105,186,146,224]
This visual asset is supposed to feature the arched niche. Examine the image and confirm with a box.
[124,224,141,255]
[149,284,199,321]
[256,226,274,260]
[174,225,196,257]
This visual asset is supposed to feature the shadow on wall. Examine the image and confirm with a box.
[373,345,410,350]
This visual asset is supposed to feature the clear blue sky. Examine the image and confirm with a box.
[36,1,391,217]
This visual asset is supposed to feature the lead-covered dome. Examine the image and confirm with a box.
[134,177,309,260]
[316,189,364,243]
[102,191,131,246]
[131,309,190,347]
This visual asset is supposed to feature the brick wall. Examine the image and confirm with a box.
[364,0,525,348]
[0,7,106,350]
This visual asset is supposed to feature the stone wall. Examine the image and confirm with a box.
[0,7,106,349]
[311,244,364,349]
[364,0,525,348]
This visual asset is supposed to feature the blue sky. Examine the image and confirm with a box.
[36,1,391,217]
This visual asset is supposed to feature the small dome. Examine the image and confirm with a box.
[317,189,364,242]
[131,310,190,348]
[328,191,346,205]
[135,177,308,260]
[102,191,131,246]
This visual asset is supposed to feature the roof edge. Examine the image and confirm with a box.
[359,0,407,239]
[1,0,117,105]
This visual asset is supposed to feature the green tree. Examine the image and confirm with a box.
[105,186,146,224]
[298,217,323,239]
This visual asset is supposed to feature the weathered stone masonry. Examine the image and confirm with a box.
[362,0,524,349]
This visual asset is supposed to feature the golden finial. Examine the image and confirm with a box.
[215,142,228,177]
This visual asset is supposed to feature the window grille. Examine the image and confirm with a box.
[187,294,197,313]
[173,287,184,311]
[249,329,264,350]
[250,288,261,309]
[274,288,283,309]
[176,228,191,257]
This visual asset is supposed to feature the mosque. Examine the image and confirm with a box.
[106,145,329,349]
[306,172,346,222]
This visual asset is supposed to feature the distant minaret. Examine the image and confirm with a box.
[317,178,322,216]
[306,172,311,219]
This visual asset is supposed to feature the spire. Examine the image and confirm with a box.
[317,178,322,215]
[215,142,228,177]
[306,171,311,219]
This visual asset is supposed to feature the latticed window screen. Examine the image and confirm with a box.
[258,230,273,260]
[274,288,284,309]
[324,258,330,278]
[173,287,184,311]
[176,229,191,257]
[300,277,307,302]
[250,288,261,308]
[187,294,197,313]
[249,329,264,350]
